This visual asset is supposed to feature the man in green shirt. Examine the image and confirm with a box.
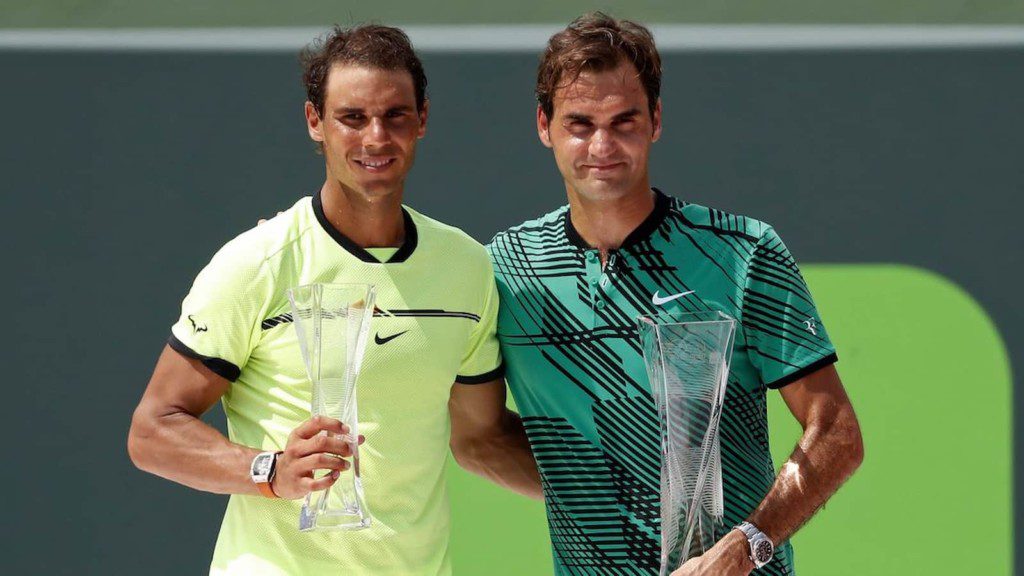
[128,24,540,575]
[488,13,864,575]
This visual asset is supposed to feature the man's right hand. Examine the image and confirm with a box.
[271,416,364,500]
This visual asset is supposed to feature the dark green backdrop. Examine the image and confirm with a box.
[1,45,1020,573]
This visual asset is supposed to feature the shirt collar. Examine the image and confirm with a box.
[564,187,672,251]
[312,190,418,264]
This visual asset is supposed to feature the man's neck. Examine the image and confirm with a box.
[567,183,655,259]
[319,180,405,248]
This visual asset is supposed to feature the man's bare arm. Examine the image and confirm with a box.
[127,345,354,499]
[748,364,864,542]
[448,379,543,500]
[674,364,863,575]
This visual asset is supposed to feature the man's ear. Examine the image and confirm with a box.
[305,101,324,143]
[417,99,430,139]
[537,105,553,149]
[651,98,663,143]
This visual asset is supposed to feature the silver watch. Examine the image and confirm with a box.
[737,521,774,568]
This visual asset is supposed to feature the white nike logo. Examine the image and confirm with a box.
[652,290,695,305]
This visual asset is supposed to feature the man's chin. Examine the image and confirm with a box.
[340,178,405,201]
[571,179,634,202]
[363,183,403,199]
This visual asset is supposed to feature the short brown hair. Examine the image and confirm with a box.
[536,12,661,119]
[300,24,428,116]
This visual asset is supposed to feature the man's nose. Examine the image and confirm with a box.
[589,128,615,157]
[363,117,389,147]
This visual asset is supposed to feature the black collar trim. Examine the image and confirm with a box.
[312,190,418,264]
[564,187,672,250]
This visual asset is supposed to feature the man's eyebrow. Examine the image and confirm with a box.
[332,105,415,114]
[613,108,642,120]
[563,113,593,123]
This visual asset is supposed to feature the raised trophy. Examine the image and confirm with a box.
[288,283,376,531]
[638,311,736,575]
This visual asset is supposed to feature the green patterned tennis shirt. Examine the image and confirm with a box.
[487,189,837,575]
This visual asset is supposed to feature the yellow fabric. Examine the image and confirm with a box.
[364,246,399,261]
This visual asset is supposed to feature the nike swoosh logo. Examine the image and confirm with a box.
[374,331,408,345]
[652,290,695,306]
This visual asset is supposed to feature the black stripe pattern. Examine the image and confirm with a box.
[261,308,480,331]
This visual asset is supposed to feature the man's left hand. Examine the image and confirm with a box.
[670,529,754,576]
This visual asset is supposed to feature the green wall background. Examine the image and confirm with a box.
[2,0,1024,26]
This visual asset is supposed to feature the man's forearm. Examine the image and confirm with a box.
[452,410,543,500]
[748,402,863,544]
[128,407,261,496]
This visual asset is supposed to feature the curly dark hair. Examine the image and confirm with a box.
[300,24,428,116]
[536,12,661,119]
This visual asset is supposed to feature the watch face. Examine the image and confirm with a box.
[253,455,272,476]
[754,540,773,563]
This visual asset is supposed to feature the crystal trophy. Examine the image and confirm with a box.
[288,283,376,531]
[637,311,736,575]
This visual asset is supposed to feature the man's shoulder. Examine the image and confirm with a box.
[405,206,491,268]
[202,196,313,281]
[664,194,772,245]
[485,204,569,256]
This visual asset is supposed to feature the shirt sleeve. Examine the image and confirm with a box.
[168,240,273,382]
[740,226,838,389]
[455,263,504,385]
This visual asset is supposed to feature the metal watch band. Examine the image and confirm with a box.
[736,521,774,568]
[737,521,758,538]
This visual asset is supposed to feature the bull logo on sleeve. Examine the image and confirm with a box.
[189,314,209,335]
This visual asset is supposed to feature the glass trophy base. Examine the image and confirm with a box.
[299,509,372,532]
[298,474,372,532]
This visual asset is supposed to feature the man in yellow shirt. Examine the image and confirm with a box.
[128,24,540,575]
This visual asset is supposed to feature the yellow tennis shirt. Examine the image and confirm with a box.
[168,191,503,575]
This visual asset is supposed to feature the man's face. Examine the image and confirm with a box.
[538,61,661,201]
[306,64,427,199]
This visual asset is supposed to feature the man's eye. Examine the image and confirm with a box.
[614,118,636,129]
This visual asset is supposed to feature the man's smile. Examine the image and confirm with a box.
[354,157,397,172]
[581,161,625,172]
